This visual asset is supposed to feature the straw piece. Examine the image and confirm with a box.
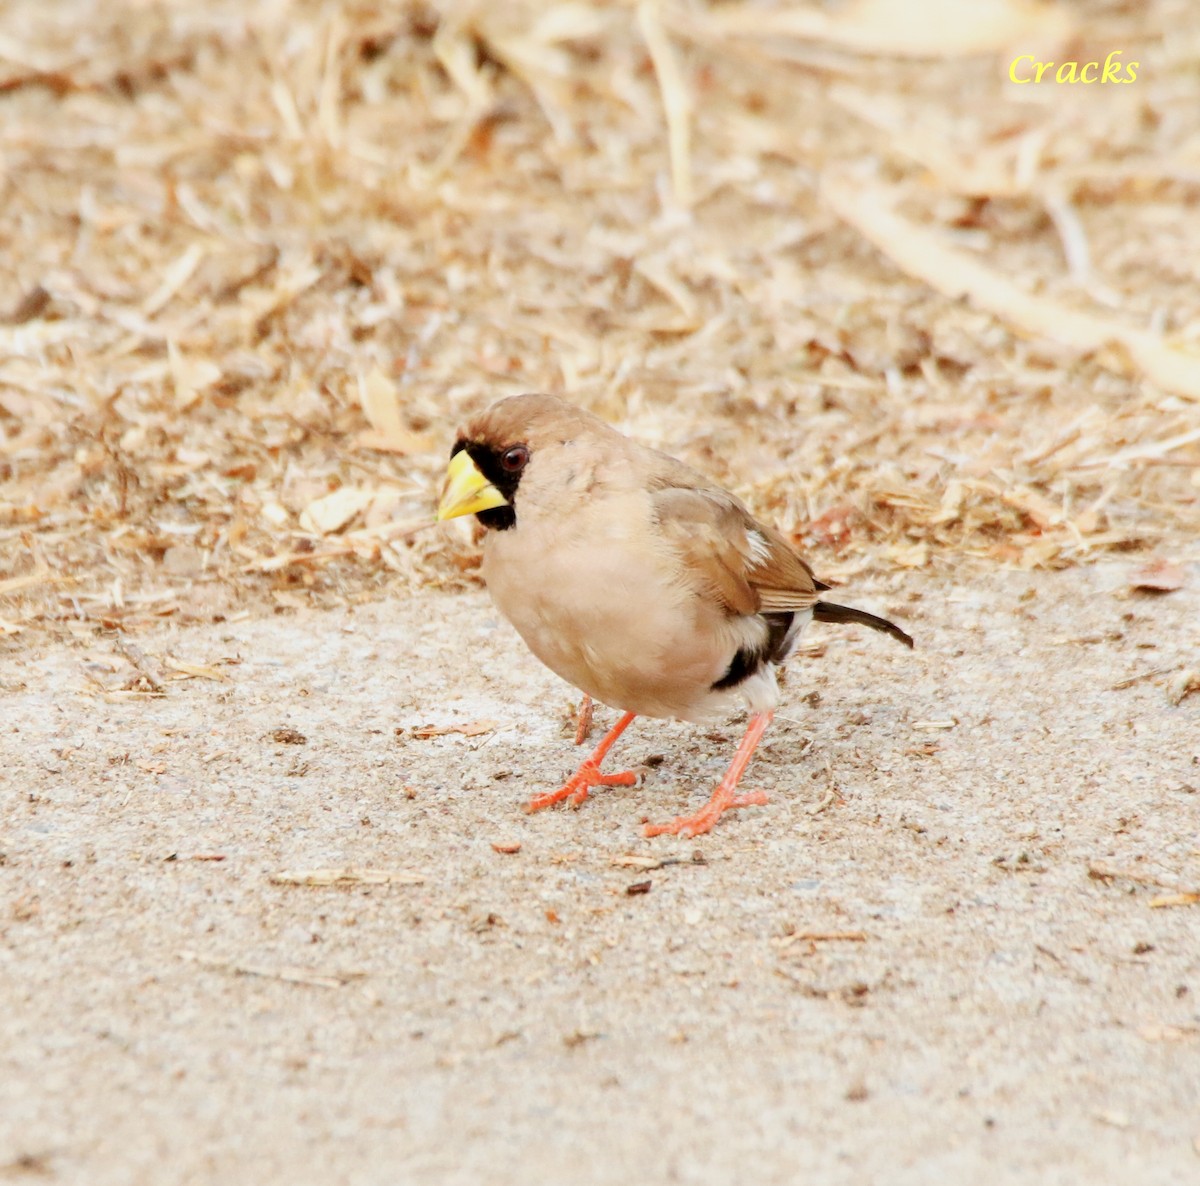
[702,0,1072,59]
[270,868,424,887]
[821,174,1200,402]
[637,1,693,208]
[1,1,1195,645]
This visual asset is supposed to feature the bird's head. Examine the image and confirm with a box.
[436,393,611,531]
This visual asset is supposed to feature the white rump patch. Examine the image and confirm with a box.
[738,665,781,714]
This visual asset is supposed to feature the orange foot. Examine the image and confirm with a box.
[525,710,638,813]
[644,711,774,839]
[525,760,640,812]
[643,788,769,838]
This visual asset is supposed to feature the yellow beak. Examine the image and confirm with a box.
[436,450,509,521]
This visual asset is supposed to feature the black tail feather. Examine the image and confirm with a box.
[813,601,914,649]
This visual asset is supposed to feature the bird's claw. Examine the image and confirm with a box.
[526,759,640,814]
[644,788,769,838]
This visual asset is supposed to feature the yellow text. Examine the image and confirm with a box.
[1009,51,1139,84]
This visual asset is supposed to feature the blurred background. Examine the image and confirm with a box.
[1,0,1197,643]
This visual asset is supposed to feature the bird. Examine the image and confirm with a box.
[436,394,913,839]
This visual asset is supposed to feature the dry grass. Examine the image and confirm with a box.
[2,0,1198,646]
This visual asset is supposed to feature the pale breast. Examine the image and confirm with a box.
[481,491,748,720]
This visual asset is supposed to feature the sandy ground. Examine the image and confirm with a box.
[1,562,1198,1185]
[3,2,1199,1182]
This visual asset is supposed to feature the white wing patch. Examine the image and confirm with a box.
[746,529,772,568]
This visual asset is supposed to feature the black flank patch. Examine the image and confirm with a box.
[712,611,795,690]
[712,646,758,691]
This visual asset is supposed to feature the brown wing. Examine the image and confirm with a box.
[748,522,822,611]
[650,484,818,616]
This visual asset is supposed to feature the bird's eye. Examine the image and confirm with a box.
[500,445,529,472]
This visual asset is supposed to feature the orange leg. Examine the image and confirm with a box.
[573,693,595,746]
[644,711,773,839]
[526,711,639,812]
